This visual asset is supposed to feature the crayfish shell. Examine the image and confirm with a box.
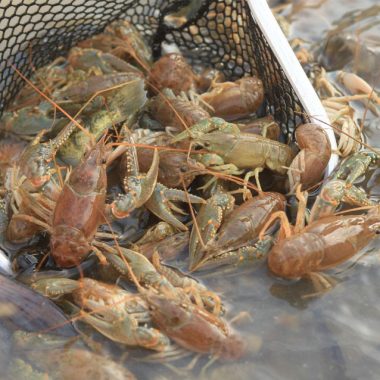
[147,53,197,95]
[201,76,265,121]
[288,123,331,190]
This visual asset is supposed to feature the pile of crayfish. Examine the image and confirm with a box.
[0,19,379,379]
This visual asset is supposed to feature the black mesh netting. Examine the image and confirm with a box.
[0,0,305,133]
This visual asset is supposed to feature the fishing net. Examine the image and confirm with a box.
[0,0,304,134]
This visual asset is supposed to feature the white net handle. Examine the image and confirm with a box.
[247,0,339,177]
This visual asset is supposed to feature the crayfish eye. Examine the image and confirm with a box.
[204,141,211,148]
[180,166,187,173]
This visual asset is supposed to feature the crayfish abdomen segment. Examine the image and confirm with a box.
[268,233,325,279]
[51,225,92,267]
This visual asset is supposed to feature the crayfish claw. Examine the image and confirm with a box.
[145,183,204,231]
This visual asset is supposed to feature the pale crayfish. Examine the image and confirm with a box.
[172,117,331,193]
[33,277,170,352]
[260,185,380,291]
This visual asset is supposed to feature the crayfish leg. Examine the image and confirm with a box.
[303,272,337,298]
[92,245,108,266]
[294,184,309,233]
[243,167,264,199]
[258,211,292,241]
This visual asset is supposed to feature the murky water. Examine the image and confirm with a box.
[1,1,380,379]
